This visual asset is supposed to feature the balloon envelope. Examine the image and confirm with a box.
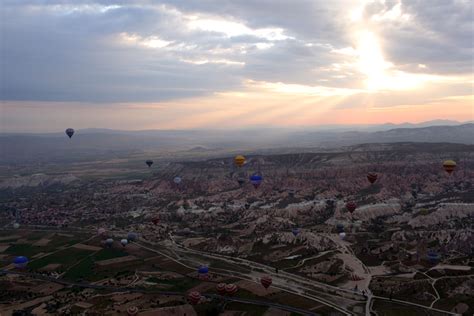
[234,155,246,167]
[121,239,128,246]
[346,202,357,213]
[145,160,153,167]
[127,232,138,241]
[250,174,263,188]
[367,172,378,184]
[187,291,201,305]
[127,306,139,316]
[260,275,272,289]
[443,160,456,174]
[216,283,226,295]
[173,176,182,184]
[13,256,29,268]
[292,228,300,237]
[13,222,20,229]
[339,232,346,240]
[65,128,74,138]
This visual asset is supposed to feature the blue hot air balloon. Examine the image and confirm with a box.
[13,256,29,268]
[249,174,263,189]
[292,228,300,237]
[427,251,440,264]
[198,266,209,274]
[336,223,345,233]
[127,232,138,242]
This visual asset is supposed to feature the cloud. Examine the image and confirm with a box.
[0,0,472,130]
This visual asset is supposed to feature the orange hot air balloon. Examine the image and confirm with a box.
[443,160,456,174]
[234,155,246,167]
[367,172,378,184]
[260,275,272,289]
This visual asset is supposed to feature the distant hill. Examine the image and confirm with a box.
[0,124,472,164]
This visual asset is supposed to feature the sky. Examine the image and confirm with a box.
[0,0,473,132]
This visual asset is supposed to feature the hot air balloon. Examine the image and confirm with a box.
[216,283,226,295]
[346,202,357,214]
[13,256,29,269]
[367,172,378,184]
[127,232,138,242]
[292,228,300,237]
[105,238,114,247]
[225,283,238,295]
[260,275,272,289]
[187,291,201,305]
[65,128,74,138]
[13,222,20,229]
[250,174,263,189]
[198,266,209,280]
[336,223,344,233]
[173,176,182,184]
[127,306,139,316]
[145,160,153,167]
[234,155,246,167]
[120,239,128,247]
[427,251,440,264]
[339,232,346,240]
[443,160,456,174]
[237,177,246,186]
[97,228,107,236]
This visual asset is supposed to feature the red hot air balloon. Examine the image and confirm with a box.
[260,275,272,289]
[367,172,378,184]
[346,201,357,213]
[127,306,139,316]
[187,291,201,305]
[225,283,238,296]
[216,283,226,295]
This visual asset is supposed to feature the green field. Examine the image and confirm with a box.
[28,247,94,270]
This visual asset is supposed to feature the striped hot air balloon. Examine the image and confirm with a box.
[225,283,238,295]
[216,283,226,295]
[234,155,246,167]
[367,172,378,184]
[187,291,201,305]
[443,160,456,174]
[127,306,138,316]
[260,275,272,289]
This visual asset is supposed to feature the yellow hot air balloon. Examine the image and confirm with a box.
[443,160,456,174]
[234,155,246,167]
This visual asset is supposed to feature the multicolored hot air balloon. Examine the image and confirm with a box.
[127,306,139,316]
[65,128,74,138]
[145,160,153,167]
[120,239,128,247]
[225,283,238,295]
[443,160,456,174]
[187,291,201,305]
[346,201,357,214]
[367,172,378,184]
[250,174,263,189]
[198,266,209,280]
[260,275,272,289]
[216,283,226,295]
[234,155,246,167]
[13,256,29,269]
